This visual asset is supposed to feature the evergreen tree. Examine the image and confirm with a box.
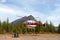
[49,22,55,33]
[19,23,23,34]
[58,24,60,34]
[45,21,50,33]
[21,25,26,34]
[35,26,40,34]
[2,21,7,33]
[39,26,44,33]
[35,21,44,34]
[1,19,9,34]
[35,24,41,34]
[6,18,10,32]
[0,20,2,34]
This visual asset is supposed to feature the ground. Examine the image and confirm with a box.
[0,34,60,40]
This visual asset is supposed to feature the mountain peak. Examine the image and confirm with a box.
[11,15,37,24]
[28,15,33,17]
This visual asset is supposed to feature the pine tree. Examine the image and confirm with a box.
[49,22,55,33]
[2,21,7,33]
[1,19,10,34]
[45,21,50,33]
[35,25,40,34]
[19,23,23,34]
[0,20,2,34]
[35,24,42,34]
[21,24,26,34]
[6,18,10,33]
[58,24,60,34]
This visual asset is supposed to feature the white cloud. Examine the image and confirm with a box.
[46,15,60,26]
[0,7,15,14]
[0,4,15,14]
[0,4,45,22]
[0,4,44,18]
[44,3,60,26]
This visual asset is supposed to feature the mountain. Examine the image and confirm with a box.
[11,15,37,24]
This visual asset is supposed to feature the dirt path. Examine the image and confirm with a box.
[0,34,60,40]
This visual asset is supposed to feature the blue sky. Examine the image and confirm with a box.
[0,0,60,26]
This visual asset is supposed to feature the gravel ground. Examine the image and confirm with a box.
[0,34,60,40]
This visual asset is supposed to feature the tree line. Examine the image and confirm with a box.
[0,19,60,34]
